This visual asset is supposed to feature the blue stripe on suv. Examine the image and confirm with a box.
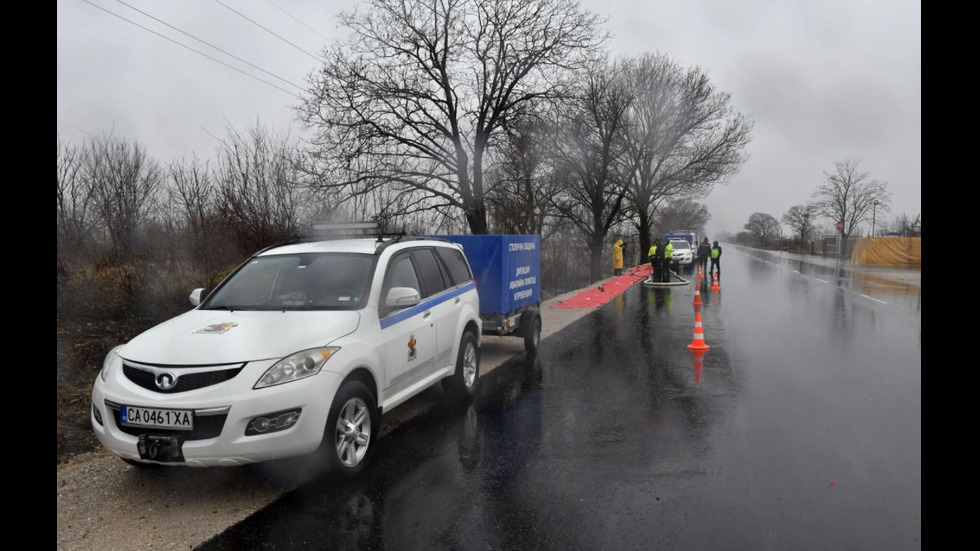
[380,282,476,329]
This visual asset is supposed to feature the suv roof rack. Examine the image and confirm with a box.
[374,235,452,255]
[310,221,406,241]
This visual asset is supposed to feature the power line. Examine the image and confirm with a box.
[211,0,323,63]
[263,0,328,41]
[109,0,304,91]
[79,0,301,99]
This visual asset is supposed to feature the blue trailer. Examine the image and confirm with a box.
[430,235,543,353]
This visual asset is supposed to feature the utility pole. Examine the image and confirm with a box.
[871,199,880,237]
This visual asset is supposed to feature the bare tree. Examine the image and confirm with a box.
[744,212,781,247]
[811,157,891,257]
[84,132,164,262]
[299,0,607,234]
[654,198,710,237]
[548,63,633,281]
[57,138,95,273]
[170,156,216,242]
[486,113,562,237]
[782,204,816,249]
[215,122,303,254]
[619,53,752,256]
[168,156,238,286]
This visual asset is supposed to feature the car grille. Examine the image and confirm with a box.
[107,405,227,441]
[123,363,243,394]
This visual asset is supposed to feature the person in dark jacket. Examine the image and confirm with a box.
[648,238,664,279]
[696,237,711,277]
[709,240,722,279]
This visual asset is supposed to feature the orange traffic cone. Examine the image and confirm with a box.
[711,272,720,292]
[697,265,703,281]
[690,349,707,384]
[686,309,710,350]
[692,281,702,307]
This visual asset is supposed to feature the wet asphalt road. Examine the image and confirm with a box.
[200,247,921,550]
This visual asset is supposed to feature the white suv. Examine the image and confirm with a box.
[669,239,694,271]
[91,238,481,476]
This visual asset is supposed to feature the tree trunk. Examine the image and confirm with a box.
[466,205,489,234]
[638,208,652,263]
[468,145,489,234]
[589,234,605,282]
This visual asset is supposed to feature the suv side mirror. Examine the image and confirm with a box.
[189,288,206,306]
[386,287,420,308]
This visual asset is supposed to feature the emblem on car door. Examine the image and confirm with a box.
[408,334,417,361]
[155,372,177,390]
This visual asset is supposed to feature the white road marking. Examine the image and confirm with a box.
[861,294,888,304]
[793,270,801,274]
[816,278,829,283]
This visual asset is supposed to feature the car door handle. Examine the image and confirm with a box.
[423,311,432,318]
[454,297,461,304]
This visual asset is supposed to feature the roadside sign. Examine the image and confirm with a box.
[836,220,844,232]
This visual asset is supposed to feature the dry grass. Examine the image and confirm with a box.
[56,261,229,464]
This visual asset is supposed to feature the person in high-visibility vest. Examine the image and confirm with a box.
[662,239,675,282]
[647,238,660,278]
[709,241,723,279]
[612,238,624,276]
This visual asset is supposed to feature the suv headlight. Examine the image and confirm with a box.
[100,346,124,382]
[255,347,339,389]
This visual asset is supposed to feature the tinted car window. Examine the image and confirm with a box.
[387,255,421,294]
[435,247,472,286]
[412,249,449,298]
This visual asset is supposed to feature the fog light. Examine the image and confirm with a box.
[245,409,302,436]
[276,412,299,429]
[252,417,271,433]
[93,404,103,426]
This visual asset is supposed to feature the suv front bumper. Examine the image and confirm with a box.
[92,360,343,467]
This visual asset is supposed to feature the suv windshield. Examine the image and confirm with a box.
[203,253,375,311]
[671,240,691,251]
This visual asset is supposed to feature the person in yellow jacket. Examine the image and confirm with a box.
[612,238,624,275]
[661,240,674,282]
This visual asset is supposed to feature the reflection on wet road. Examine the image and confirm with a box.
[201,247,920,550]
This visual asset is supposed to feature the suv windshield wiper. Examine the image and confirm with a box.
[205,305,235,311]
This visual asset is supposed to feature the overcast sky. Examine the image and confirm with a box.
[57,0,921,237]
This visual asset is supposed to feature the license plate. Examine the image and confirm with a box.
[121,405,194,430]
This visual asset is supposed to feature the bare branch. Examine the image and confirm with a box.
[811,157,891,255]
[299,0,607,234]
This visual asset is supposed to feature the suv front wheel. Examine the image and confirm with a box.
[322,379,378,477]
[442,331,479,403]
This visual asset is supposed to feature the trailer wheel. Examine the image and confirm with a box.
[522,309,542,353]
